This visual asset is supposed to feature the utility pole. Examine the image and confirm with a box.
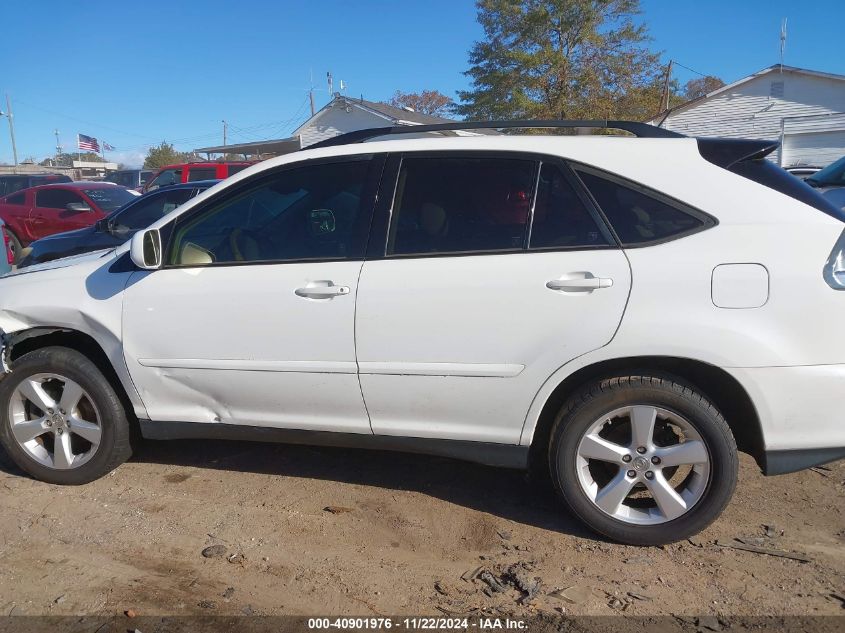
[54,129,62,163]
[1,94,19,168]
[661,59,674,113]
[309,68,316,116]
[222,120,228,147]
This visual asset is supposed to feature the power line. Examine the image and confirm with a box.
[672,61,710,78]
[12,94,316,156]
[15,99,158,140]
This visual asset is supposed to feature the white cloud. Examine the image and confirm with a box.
[105,149,146,168]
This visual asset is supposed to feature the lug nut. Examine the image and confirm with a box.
[651,456,661,465]
[57,428,63,435]
[622,454,632,463]
[626,470,636,478]
[636,446,647,454]
[644,471,654,480]
[48,409,54,415]
[46,420,53,427]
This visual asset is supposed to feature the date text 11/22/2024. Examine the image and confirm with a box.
[307,617,528,630]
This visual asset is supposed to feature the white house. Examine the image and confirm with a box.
[649,65,845,168]
[195,95,473,158]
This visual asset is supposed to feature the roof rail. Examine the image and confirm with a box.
[307,119,685,150]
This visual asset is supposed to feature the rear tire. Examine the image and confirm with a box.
[5,230,22,265]
[548,374,738,545]
[0,346,133,484]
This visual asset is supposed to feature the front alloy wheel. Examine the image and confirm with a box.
[0,346,133,484]
[550,375,738,545]
[8,374,103,470]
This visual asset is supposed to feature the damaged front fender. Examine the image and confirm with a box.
[0,326,75,376]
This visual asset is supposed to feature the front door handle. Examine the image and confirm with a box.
[295,281,350,299]
[546,275,613,292]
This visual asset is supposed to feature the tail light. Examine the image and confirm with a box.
[823,228,845,289]
[2,228,11,265]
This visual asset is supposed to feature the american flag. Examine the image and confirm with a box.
[103,142,115,151]
[77,133,100,152]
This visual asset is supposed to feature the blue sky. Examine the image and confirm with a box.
[1,0,842,167]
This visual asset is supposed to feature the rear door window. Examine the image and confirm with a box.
[387,156,535,256]
[530,163,612,249]
[188,167,217,182]
[574,167,712,245]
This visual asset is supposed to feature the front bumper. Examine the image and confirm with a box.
[727,364,845,474]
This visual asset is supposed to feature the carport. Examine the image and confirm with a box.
[194,135,302,160]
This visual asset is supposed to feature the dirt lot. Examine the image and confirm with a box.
[0,439,843,624]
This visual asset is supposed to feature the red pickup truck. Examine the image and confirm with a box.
[0,182,136,262]
[143,161,252,192]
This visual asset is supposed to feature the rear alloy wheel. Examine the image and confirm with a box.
[0,347,133,484]
[549,375,738,545]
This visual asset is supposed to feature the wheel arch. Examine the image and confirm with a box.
[2,327,140,424]
[525,356,765,475]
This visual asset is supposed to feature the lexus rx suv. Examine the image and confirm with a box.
[0,120,843,545]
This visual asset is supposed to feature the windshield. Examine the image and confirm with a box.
[807,156,845,187]
[83,188,136,212]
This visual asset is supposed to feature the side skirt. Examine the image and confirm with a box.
[763,446,845,475]
[138,419,529,470]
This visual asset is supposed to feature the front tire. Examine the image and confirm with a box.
[549,374,738,545]
[0,346,133,484]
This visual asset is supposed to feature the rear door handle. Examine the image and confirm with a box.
[295,281,350,299]
[546,276,613,292]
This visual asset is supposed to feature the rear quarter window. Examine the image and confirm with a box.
[5,192,26,205]
[574,167,714,246]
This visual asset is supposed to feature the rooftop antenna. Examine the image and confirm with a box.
[327,71,334,97]
[779,18,787,72]
[340,80,347,95]
[54,128,62,160]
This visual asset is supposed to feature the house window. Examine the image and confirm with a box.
[770,81,785,98]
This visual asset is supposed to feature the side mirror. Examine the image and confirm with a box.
[66,202,92,212]
[130,228,162,270]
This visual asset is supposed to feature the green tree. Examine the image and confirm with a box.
[144,142,190,169]
[386,90,454,117]
[456,0,665,123]
[683,75,725,101]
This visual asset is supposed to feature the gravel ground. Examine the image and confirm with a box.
[0,439,842,624]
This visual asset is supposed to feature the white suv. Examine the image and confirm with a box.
[1,121,843,545]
